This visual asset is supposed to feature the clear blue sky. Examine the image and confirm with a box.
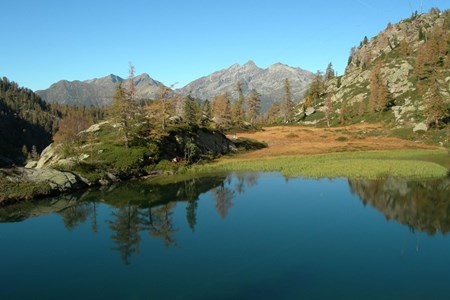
[1,0,449,91]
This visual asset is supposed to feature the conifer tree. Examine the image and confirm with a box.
[324,93,333,127]
[200,100,212,126]
[246,89,261,126]
[281,78,294,123]
[212,93,232,131]
[424,79,449,127]
[232,81,245,127]
[183,94,197,125]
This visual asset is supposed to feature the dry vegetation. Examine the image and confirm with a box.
[231,124,440,159]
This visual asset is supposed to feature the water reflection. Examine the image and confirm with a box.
[1,173,449,265]
[349,177,450,235]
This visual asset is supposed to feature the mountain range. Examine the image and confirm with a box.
[36,73,166,107]
[36,61,314,110]
[177,61,314,109]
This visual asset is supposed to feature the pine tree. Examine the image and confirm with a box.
[324,93,333,127]
[369,60,390,113]
[212,93,232,131]
[232,81,245,127]
[325,63,335,80]
[281,78,295,123]
[183,94,197,125]
[340,101,347,125]
[424,79,449,127]
[246,89,261,126]
[200,100,212,126]
[111,82,130,148]
[267,102,281,124]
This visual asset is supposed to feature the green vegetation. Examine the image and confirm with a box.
[0,177,53,204]
[189,149,449,179]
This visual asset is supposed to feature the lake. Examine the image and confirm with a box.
[1,173,449,299]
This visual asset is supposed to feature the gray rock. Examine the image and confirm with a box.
[413,122,428,132]
[0,167,87,194]
[25,161,38,169]
[305,107,315,116]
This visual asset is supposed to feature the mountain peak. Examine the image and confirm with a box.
[244,60,258,68]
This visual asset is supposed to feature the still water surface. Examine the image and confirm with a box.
[1,173,449,299]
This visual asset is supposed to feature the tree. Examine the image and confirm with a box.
[246,89,261,126]
[340,101,347,125]
[212,93,232,131]
[281,78,295,123]
[324,93,333,127]
[369,60,390,113]
[110,82,130,148]
[231,81,246,127]
[200,100,212,126]
[183,94,197,125]
[325,63,335,80]
[424,79,449,127]
[53,112,93,144]
[267,101,281,124]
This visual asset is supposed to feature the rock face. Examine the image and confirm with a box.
[177,60,314,110]
[160,128,237,161]
[36,73,168,107]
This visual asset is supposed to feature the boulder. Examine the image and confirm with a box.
[305,107,315,116]
[0,167,87,194]
[413,122,428,133]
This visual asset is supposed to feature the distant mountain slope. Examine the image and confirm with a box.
[177,61,314,110]
[37,73,166,107]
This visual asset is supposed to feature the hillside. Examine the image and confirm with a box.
[36,73,168,107]
[0,77,57,166]
[177,60,314,110]
[301,9,449,143]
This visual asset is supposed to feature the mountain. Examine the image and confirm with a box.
[303,9,449,134]
[36,73,166,107]
[177,60,314,110]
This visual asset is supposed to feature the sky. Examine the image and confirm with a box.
[1,0,449,91]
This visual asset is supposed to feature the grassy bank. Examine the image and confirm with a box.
[189,149,449,179]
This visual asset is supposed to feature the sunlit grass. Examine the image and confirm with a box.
[189,149,449,179]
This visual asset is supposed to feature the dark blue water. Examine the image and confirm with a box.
[1,173,449,299]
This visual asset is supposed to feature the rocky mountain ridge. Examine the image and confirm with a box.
[178,60,314,110]
[36,73,167,107]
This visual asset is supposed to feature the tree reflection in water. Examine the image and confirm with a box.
[108,201,141,265]
[349,177,450,236]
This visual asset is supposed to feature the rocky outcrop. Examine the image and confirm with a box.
[0,167,88,204]
[318,11,449,132]
[1,167,87,192]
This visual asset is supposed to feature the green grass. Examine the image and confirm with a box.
[189,149,449,179]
